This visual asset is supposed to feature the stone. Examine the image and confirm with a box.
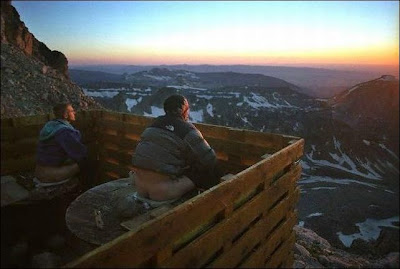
[295,242,311,257]
[42,65,48,74]
[293,259,306,268]
[372,252,400,268]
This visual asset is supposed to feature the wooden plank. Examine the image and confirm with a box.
[209,182,299,268]
[195,123,230,141]
[11,114,50,127]
[263,216,297,267]
[99,133,138,151]
[162,188,267,267]
[239,212,297,268]
[283,250,295,268]
[102,161,131,179]
[121,205,174,232]
[1,116,95,143]
[164,166,299,268]
[1,138,38,159]
[195,123,296,151]
[1,141,99,175]
[1,155,36,175]
[98,147,132,166]
[0,118,13,127]
[97,119,147,137]
[238,191,299,269]
[1,124,42,142]
[102,112,124,122]
[122,113,154,127]
[207,137,276,158]
[233,138,303,188]
[265,231,296,268]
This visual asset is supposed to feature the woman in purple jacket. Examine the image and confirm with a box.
[35,103,88,183]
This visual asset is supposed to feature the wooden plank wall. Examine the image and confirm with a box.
[95,110,296,185]
[66,138,304,268]
[2,110,304,268]
[0,110,99,175]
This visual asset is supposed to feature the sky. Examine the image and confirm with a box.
[12,1,400,68]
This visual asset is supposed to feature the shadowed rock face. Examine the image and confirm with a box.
[1,1,69,78]
[0,1,102,118]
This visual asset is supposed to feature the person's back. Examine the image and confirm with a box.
[132,95,222,201]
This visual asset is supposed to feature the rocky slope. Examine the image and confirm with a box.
[330,75,399,154]
[0,1,101,118]
[294,226,399,268]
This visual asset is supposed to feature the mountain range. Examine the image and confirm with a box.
[70,64,396,98]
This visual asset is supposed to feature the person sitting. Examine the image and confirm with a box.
[132,94,223,202]
[35,103,88,184]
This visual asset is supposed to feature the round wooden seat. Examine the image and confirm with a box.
[65,178,143,245]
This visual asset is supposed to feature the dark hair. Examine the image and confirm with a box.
[163,95,188,115]
[53,103,71,119]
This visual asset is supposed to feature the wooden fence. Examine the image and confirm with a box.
[1,110,304,268]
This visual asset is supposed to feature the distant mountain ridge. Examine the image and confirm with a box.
[69,69,124,84]
[70,67,308,97]
[70,64,391,98]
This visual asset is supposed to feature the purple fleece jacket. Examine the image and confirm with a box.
[36,127,87,167]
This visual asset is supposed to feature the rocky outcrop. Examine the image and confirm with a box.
[1,1,68,78]
[0,1,102,118]
[1,42,101,118]
[294,226,399,268]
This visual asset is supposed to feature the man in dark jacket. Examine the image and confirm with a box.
[132,94,222,201]
[35,103,88,184]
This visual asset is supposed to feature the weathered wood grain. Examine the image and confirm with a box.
[1,155,36,174]
[265,230,296,268]
[210,184,299,267]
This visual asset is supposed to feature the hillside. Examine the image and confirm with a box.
[0,1,101,118]
[330,75,399,153]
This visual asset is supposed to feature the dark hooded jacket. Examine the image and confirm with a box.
[132,114,220,188]
[36,119,87,167]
